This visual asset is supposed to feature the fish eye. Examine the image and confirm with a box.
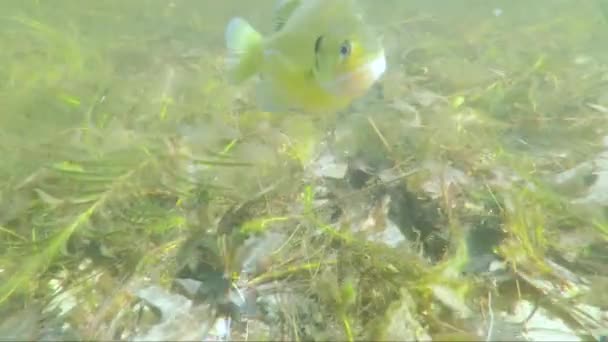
[340,40,351,58]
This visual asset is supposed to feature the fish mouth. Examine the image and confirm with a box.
[365,49,387,83]
[323,50,387,97]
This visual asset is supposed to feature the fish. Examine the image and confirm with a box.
[224,0,387,113]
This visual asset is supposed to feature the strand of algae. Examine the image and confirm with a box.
[0,159,152,304]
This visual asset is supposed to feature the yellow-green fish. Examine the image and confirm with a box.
[224,0,387,113]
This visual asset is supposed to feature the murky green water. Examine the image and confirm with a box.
[1,1,607,340]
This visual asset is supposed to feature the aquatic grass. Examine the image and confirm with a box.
[0,197,99,304]
[0,152,153,304]
[592,221,608,241]
[2,15,100,99]
[499,188,551,272]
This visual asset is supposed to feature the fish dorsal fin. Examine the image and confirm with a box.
[272,0,301,31]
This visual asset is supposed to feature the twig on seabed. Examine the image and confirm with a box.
[485,290,494,342]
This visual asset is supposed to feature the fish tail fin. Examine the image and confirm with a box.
[225,17,263,84]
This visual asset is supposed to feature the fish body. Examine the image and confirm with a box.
[224,0,386,113]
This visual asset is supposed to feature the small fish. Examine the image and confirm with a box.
[224,0,387,113]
